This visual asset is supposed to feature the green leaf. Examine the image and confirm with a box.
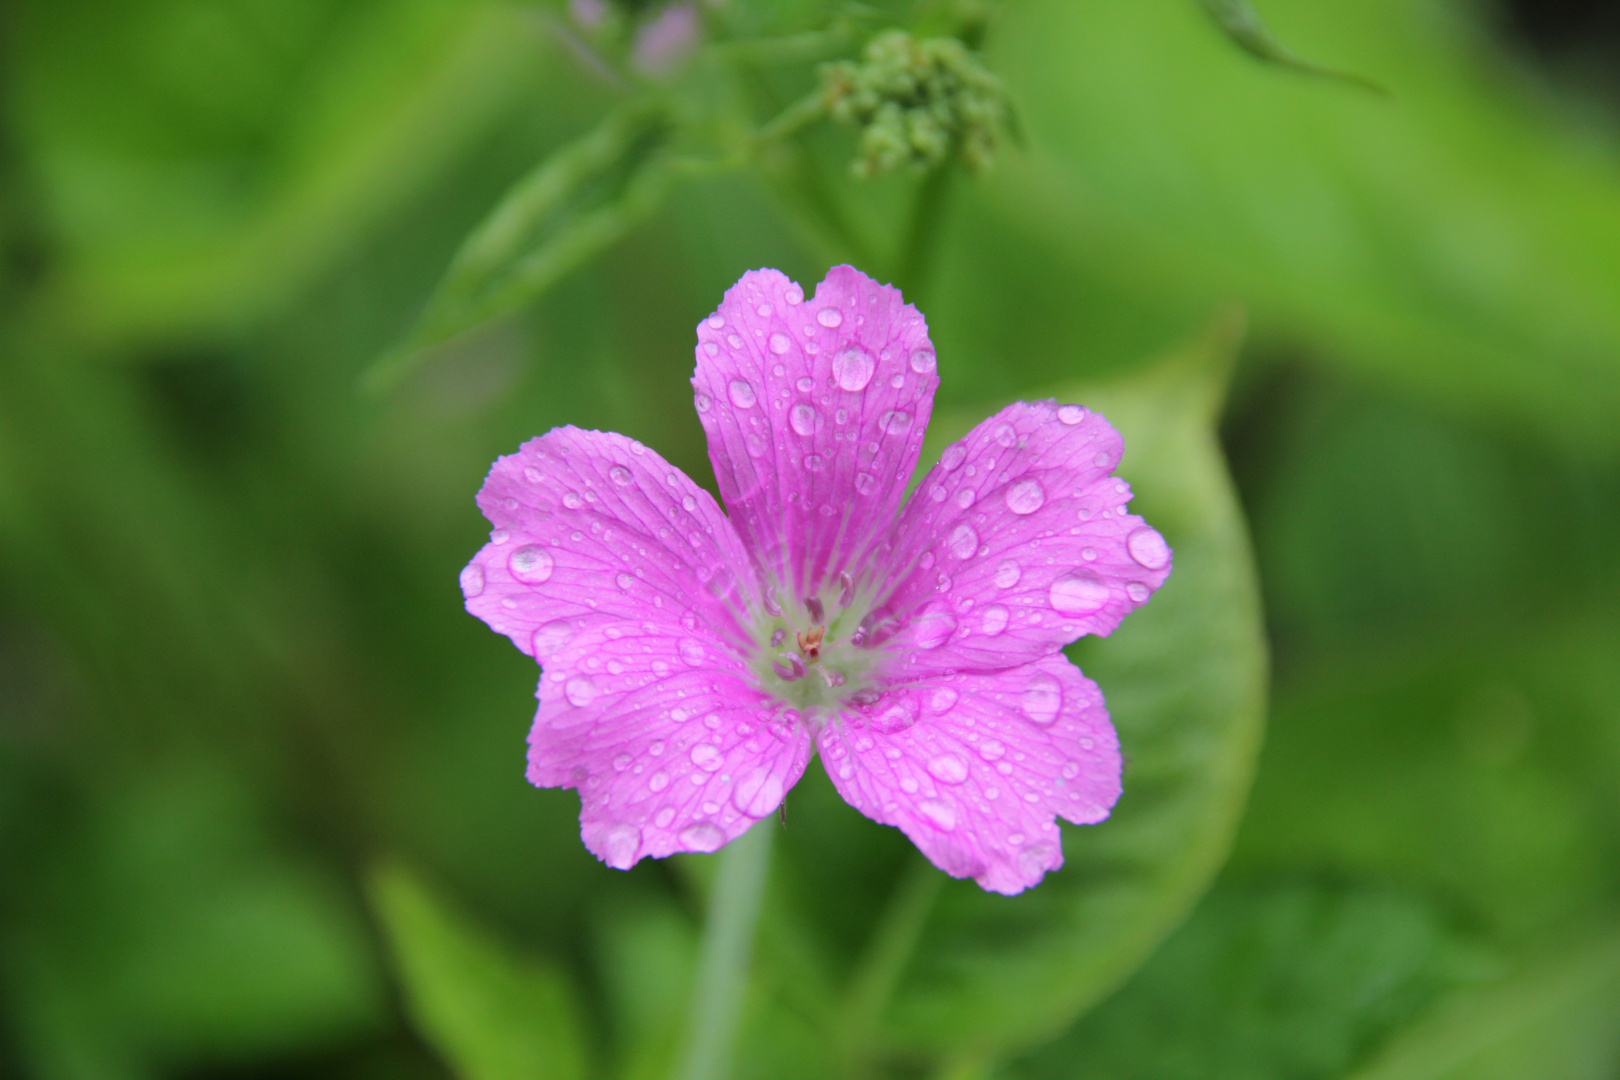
[1194,0,1387,94]
[363,101,682,394]
[847,312,1269,1062]
[367,861,588,1080]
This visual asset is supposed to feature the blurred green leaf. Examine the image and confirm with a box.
[1194,0,1387,93]
[368,860,589,1080]
[843,312,1268,1061]
[364,101,682,394]
[1009,879,1489,1080]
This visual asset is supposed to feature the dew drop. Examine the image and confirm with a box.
[790,404,817,436]
[726,333,743,349]
[918,798,957,831]
[532,620,573,656]
[459,563,485,597]
[1127,582,1151,603]
[654,807,676,828]
[649,741,665,756]
[728,379,756,408]
[955,488,975,510]
[615,571,634,590]
[613,753,632,772]
[978,739,1006,762]
[785,284,804,304]
[745,432,765,457]
[607,465,632,487]
[879,410,912,434]
[707,314,724,329]
[1126,526,1171,570]
[649,771,669,792]
[1094,451,1111,468]
[912,603,957,649]
[817,307,843,328]
[690,743,723,771]
[928,756,969,785]
[679,821,726,852]
[994,560,1022,589]
[524,467,542,483]
[994,423,1017,448]
[1005,479,1046,515]
[802,453,825,472]
[929,687,959,713]
[981,604,1010,636]
[1061,760,1081,779]
[704,341,719,356]
[1082,547,1097,561]
[601,823,640,869]
[948,524,978,559]
[1049,571,1110,616]
[832,346,875,391]
[940,444,967,471]
[1057,404,1085,425]
[854,472,875,495]
[732,767,785,817]
[679,639,707,666]
[910,348,936,374]
[1021,673,1063,725]
[769,332,792,355]
[796,376,814,392]
[564,675,598,707]
[872,696,919,734]
[509,545,554,584]
[1017,841,1058,880]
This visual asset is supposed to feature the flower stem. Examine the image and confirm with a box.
[895,161,956,304]
[673,816,776,1080]
[838,852,945,1072]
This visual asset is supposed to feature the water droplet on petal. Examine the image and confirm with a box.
[726,333,743,349]
[679,821,726,852]
[524,467,542,482]
[802,453,825,472]
[790,404,817,436]
[732,767,785,817]
[1126,582,1151,603]
[1061,760,1081,779]
[955,488,975,510]
[613,753,632,772]
[978,740,1006,762]
[653,806,675,828]
[872,696,919,733]
[564,675,598,706]
[912,603,957,649]
[994,423,1017,448]
[649,771,669,791]
[832,346,874,391]
[707,314,724,329]
[785,283,804,304]
[606,466,631,487]
[948,524,978,559]
[1058,405,1085,425]
[929,687,958,712]
[695,393,712,412]
[927,755,969,785]
[690,743,723,771]
[1050,572,1110,616]
[817,307,843,328]
[1094,451,1111,468]
[910,348,936,374]
[1126,526,1171,570]
[509,545,554,583]
[1018,841,1058,879]
[940,444,967,471]
[994,561,1022,589]
[532,620,573,656]
[981,604,1009,636]
[602,823,640,869]
[854,472,875,495]
[796,376,814,393]
[679,639,707,666]
[728,379,756,408]
[459,563,485,597]
[1005,479,1046,515]
[745,433,765,457]
[1021,673,1063,725]
[880,410,911,434]
[918,798,957,831]
[757,303,773,317]
[616,571,634,590]
[769,332,792,355]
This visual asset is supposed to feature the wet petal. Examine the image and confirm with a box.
[817,655,1119,894]
[463,426,759,660]
[530,621,812,868]
[691,266,938,601]
[883,400,1171,675]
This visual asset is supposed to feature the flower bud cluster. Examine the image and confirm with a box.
[821,30,1007,177]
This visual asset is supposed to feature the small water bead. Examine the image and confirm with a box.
[704,341,719,357]
[790,404,817,436]
[608,465,633,487]
[930,484,948,502]
[773,365,786,378]
[981,604,1010,636]
[1126,526,1171,570]
[690,743,723,771]
[726,333,743,349]
[940,444,967,471]
[1126,582,1151,603]
[1082,547,1097,561]
[459,563,485,597]
[491,528,510,544]
[1049,571,1110,616]
[757,303,773,317]
[564,675,598,707]
[920,552,936,571]
[523,467,543,484]
[703,713,721,730]
[918,798,957,831]
[784,283,804,304]
[533,620,573,656]
[649,741,665,756]
[900,776,918,794]
[1021,673,1063,725]
[912,603,956,648]
[613,753,632,772]
[1057,404,1085,425]
[910,348,936,374]
[728,379,757,408]
[769,332,792,355]
[1094,452,1111,468]
[949,524,979,559]
[873,696,919,733]
[832,346,875,391]
[927,755,969,785]
[854,472,875,495]
[955,488,975,510]
[745,432,766,457]
[732,767,784,817]
[707,314,725,329]
[679,639,707,666]
[994,560,1022,589]
[615,572,634,590]
[654,806,676,828]
[802,453,826,472]
[601,824,640,869]
[994,424,1018,448]
[679,821,726,852]
[880,410,912,434]
[890,374,904,389]
[1005,479,1046,515]
[695,393,712,412]
[929,687,959,713]
[510,545,554,584]
[978,740,1006,762]
[1061,760,1081,779]
[817,307,843,328]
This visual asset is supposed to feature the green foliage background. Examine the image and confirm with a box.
[2,1,1618,1078]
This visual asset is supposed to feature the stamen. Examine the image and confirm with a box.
[838,572,855,607]
[850,612,876,647]
[805,596,825,624]
[770,628,787,647]
[772,654,807,681]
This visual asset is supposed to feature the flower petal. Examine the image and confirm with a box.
[691,266,938,600]
[530,620,812,868]
[463,426,759,660]
[817,655,1120,895]
[882,400,1171,676]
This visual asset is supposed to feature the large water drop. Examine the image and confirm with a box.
[509,545,554,584]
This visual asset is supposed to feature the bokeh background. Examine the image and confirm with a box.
[3,1,1620,1078]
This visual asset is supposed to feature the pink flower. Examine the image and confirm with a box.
[461,267,1172,894]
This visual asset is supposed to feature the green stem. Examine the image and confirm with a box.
[839,853,945,1073]
[895,162,956,303]
[673,816,776,1080]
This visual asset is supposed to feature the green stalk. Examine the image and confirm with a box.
[673,816,776,1080]
[838,853,946,1074]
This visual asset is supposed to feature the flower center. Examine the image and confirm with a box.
[750,573,886,715]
